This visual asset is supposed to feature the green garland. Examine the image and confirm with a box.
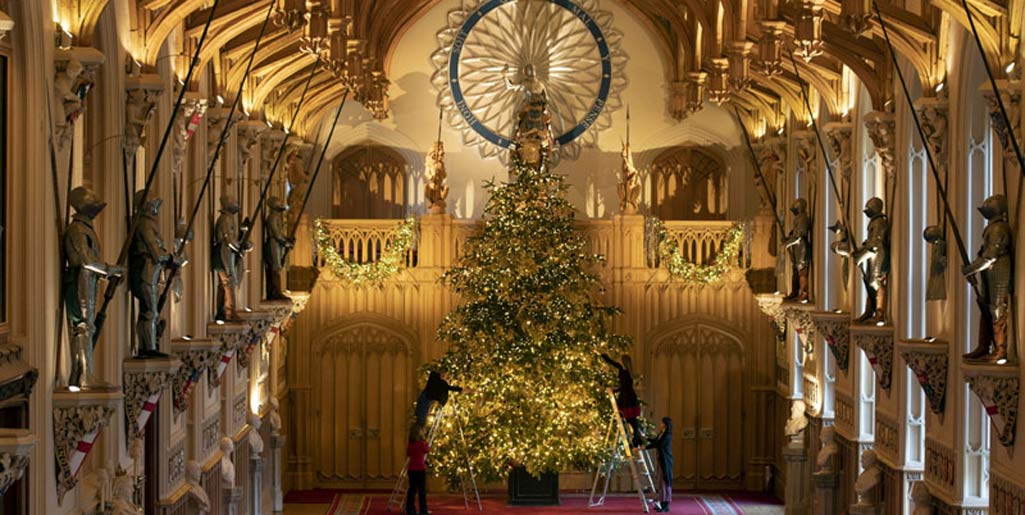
[654,219,746,284]
[314,218,417,287]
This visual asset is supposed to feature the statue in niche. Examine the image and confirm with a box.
[815,426,838,472]
[424,140,449,214]
[269,397,282,435]
[853,449,882,507]
[828,219,852,290]
[184,460,211,514]
[853,197,890,324]
[618,142,641,215]
[212,195,247,321]
[923,225,947,301]
[263,196,292,301]
[783,400,809,443]
[54,57,85,125]
[129,190,177,358]
[963,194,1013,362]
[248,412,265,456]
[220,437,236,488]
[504,64,554,167]
[783,198,811,302]
[64,186,123,388]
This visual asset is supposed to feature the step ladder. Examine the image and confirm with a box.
[589,389,658,512]
[386,400,482,512]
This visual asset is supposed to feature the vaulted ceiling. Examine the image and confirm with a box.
[55,0,1022,139]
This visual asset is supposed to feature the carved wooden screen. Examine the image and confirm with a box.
[649,147,728,220]
[649,322,745,489]
[313,323,413,487]
[332,144,409,219]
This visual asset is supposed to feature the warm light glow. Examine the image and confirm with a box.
[216,95,225,105]
[68,385,81,393]
[250,386,262,414]
[216,320,226,326]
[935,82,945,94]
[1005,61,1016,74]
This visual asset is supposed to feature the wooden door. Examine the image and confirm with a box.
[649,321,746,490]
[313,323,413,487]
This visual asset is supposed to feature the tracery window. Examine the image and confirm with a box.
[332,143,410,219]
[648,146,728,220]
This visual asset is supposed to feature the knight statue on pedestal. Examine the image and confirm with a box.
[213,195,247,321]
[63,186,123,388]
[129,190,177,358]
[853,197,890,324]
[783,198,811,302]
[963,194,1013,363]
[263,196,292,301]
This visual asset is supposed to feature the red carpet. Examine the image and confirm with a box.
[361,493,768,514]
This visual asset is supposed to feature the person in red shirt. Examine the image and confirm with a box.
[406,423,430,515]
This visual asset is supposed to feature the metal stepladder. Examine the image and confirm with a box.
[386,400,483,512]
[589,389,658,512]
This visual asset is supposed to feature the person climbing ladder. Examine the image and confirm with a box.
[600,352,644,447]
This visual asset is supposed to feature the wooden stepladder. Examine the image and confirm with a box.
[386,400,482,512]
[589,389,658,512]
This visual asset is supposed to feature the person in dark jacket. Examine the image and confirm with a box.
[406,424,430,515]
[415,370,463,426]
[646,416,673,512]
[600,353,644,447]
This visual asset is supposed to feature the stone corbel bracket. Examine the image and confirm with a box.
[0,344,39,406]
[124,74,164,161]
[237,120,268,168]
[850,324,895,392]
[754,293,787,328]
[123,356,181,438]
[206,321,248,387]
[170,338,223,417]
[963,362,1020,447]
[897,338,948,415]
[54,46,105,145]
[914,95,949,170]
[206,107,243,164]
[781,300,817,347]
[980,80,1021,162]
[0,9,13,41]
[864,110,896,180]
[53,386,123,502]
[810,310,852,372]
[0,429,35,496]
[237,310,276,370]
[260,129,287,170]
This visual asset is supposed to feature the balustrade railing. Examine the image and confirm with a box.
[313,219,419,268]
[645,219,751,270]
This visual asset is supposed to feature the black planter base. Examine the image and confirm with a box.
[507,466,560,506]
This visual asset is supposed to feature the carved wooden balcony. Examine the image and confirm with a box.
[896,338,948,414]
[810,310,851,372]
[963,362,1020,447]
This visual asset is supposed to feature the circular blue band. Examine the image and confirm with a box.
[448,0,612,149]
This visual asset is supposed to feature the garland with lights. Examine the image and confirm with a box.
[654,219,747,284]
[314,217,417,287]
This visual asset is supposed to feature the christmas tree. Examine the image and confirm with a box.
[427,148,631,483]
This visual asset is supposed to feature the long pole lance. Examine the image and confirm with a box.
[286,89,350,248]
[46,90,69,386]
[153,0,277,323]
[237,60,321,252]
[733,106,785,234]
[92,0,221,344]
[870,0,985,304]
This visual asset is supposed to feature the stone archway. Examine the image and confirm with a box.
[647,318,747,490]
[311,317,417,487]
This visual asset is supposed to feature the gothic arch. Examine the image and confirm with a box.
[313,313,419,358]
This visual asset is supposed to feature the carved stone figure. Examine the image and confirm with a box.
[924,225,947,301]
[618,143,641,215]
[504,64,554,167]
[424,141,449,214]
[129,190,176,358]
[213,195,245,321]
[285,150,308,222]
[269,397,282,435]
[853,449,881,507]
[963,194,1013,362]
[54,57,85,126]
[111,468,142,515]
[816,426,838,472]
[64,187,123,388]
[184,460,211,514]
[124,88,158,154]
[828,219,852,289]
[263,197,292,301]
[784,400,809,442]
[248,413,265,456]
[783,198,811,302]
[853,198,890,324]
[220,437,236,488]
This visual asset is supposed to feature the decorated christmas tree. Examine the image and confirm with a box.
[427,146,631,484]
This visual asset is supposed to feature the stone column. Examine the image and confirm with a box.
[250,454,264,515]
[813,470,840,515]
[271,433,286,514]
[224,486,242,515]
[783,438,811,515]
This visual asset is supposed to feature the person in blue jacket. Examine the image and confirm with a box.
[646,417,673,512]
